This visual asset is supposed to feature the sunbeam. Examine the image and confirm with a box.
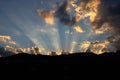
[0,0,120,57]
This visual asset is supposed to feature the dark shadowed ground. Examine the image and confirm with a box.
[0,52,120,78]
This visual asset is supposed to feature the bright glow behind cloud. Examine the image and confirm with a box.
[0,0,119,56]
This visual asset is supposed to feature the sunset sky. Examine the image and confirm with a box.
[0,0,120,56]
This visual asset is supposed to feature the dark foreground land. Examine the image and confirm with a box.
[0,52,120,78]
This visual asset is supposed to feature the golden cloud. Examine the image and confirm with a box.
[0,36,16,45]
[73,25,84,33]
[5,45,18,54]
[71,0,100,22]
[37,9,55,25]
[80,41,91,52]
[80,40,110,54]
[94,23,111,34]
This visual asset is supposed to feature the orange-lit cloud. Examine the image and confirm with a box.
[74,13,82,22]
[91,40,110,54]
[94,23,111,34]
[37,9,55,25]
[47,51,62,56]
[89,0,120,50]
[73,25,84,33]
[80,40,110,54]
[0,36,16,45]
[16,46,44,55]
[37,1,77,27]
[80,41,91,52]
[70,0,100,22]
[5,45,18,54]
[0,36,11,42]
[36,0,120,53]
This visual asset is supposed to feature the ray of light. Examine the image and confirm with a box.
[2,8,49,51]
[0,0,114,56]
[69,31,81,53]
[42,23,61,52]
[2,4,62,55]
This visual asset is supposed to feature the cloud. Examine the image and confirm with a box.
[73,25,84,33]
[37,1,84,33]
[94,23,111,34]
[0,36,17,57]
[90,0,120,50]
[55,1,75,26]
[0,36,16,45]
[0,45,46,57]
[37,1,74,26]
[71,0,100,22]
[47,51,62,56]
[0,45,45,57]
[90,40,110,54]
[92,0,120,29]
[73,13,82,23]
[0,36,11,43]
[0,45,17,57]
[80,40,110,54]
[107,35,120,51]
[71,0,120,51]
[37,0,120,51]
[5,45,18,54]
[37,1,76,25]
[37,9,55,25]
[16,46,44,55]
[80,41,91,52]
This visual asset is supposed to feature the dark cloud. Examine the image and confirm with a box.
[37,1,77,26]
[37,0,120,51]
[107,35,120,50]
[55,1,76,26]
[37,1,84,33]
[0,47,15,57]
[0,45,44,57]
[71,0,120,50]
[92,0,120,29]
[59,0,120,50]
[92,0,120,50]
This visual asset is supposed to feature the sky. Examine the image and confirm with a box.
[0,0,120,56]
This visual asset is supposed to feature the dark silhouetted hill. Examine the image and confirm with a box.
[0,51,120,78]
[0,52,120,64]
[1,51,120,64]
